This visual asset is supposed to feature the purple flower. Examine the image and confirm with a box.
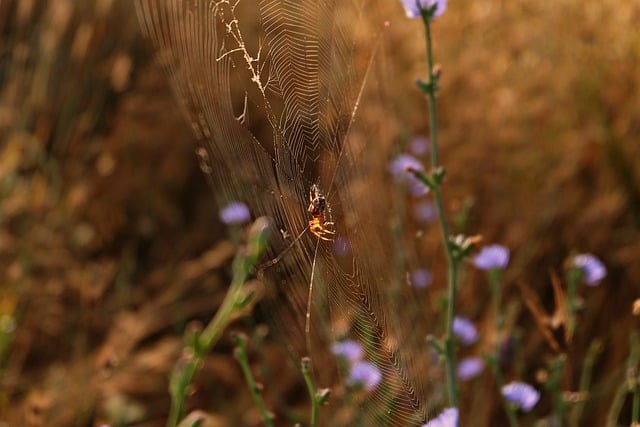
[456,357,485,380]
[348,361,382,391]
[414,200,437,223]
[571,254,606,286]
[422,407,458,427]
[333,236,351,257]
[331,340,364,365]
[502,382,540,412]
[401,0,447,20]
[453,316,478,346]
[473,244,510,270]
[389,153,429,197]
[219,201,250,225]
[410,268,433,288]
[390,153,423,177]
[409,136,430,157]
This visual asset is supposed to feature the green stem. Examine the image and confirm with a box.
[548,356,567,424]
[424,19,440,167]
[168,353,200,427]
[607,332,640,426]
[423,15,458,409]
[488,270,518,427]
[301,358,320,427]
[605,380,626,427]
[633,381,640,425]
[629,333,640,424]
[569,339,602,427]
[489,269,503,332]
[443,258,458,408]
[566,273,578,340]
[167,220,268,427]
[169,265,249,425]
[490,361,519,427]
[234,334,275,427]
[199,256,249,347]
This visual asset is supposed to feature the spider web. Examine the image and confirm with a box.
[136,0,434,424]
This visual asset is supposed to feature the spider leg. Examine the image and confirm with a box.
[318,227,335,240]
[309,220,335,241]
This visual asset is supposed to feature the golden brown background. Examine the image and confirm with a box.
[1,0,639,425]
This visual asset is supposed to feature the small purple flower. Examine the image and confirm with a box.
[456,357,485,381]
[331,340,364,365]
[348,361,382,392]
[410,268,433,288]
[502,381,540,412]
[389,153,429,197]
[571,254,606,286]
[473,244,510,270]
[401,0,447,20]
[422,407,458,427]
[219,201,250,225]
[390,153,423,177]
[409,136,430,157]
[453,316,478,346]
[333,236,351,257]
[414,200,437,223]
[409,182,429,198]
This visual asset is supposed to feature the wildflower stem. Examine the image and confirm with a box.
[301,357,326,427]
[494,369,519,427]
[489,269,504,332]
[569,339,602,427]
[443,259,459,407]
[487,269,519,427]
[629,333,640,424]
[607,332,640,427]
[547,356,568,424]
[422,15,458,409]
[633,380,640,425]
[606,381,627,427]
[167,220,268,427]
[566,267,580,340]
[234,334,275,427]
[423,19,440,167]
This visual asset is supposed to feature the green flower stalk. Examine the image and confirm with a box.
[405,0,458,409]
[167,217,269,427]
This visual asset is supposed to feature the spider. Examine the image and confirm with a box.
[307,184,335,241]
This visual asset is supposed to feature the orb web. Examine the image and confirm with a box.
[136,0,435,424]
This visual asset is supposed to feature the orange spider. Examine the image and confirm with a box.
[308,184,335,241]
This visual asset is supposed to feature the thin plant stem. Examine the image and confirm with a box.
[167,219,268,427]
[168,351,200,427]
[234,334,275,427]
[443,258,459,408]
[301,357,327,427]
[633,381,640,425]
[422,15,458,409]
[566,268,579,340]
[492,365,519,427]
[629,333,640,425]
[569,339,602,427]
[489,269,503,332]
[606,376,627,427]
[488,269,518,427]
[607,332,640,426]
[547,356,568,424]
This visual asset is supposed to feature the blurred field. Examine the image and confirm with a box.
[1,0,639,426]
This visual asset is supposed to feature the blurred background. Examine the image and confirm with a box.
[1,0,639,426]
